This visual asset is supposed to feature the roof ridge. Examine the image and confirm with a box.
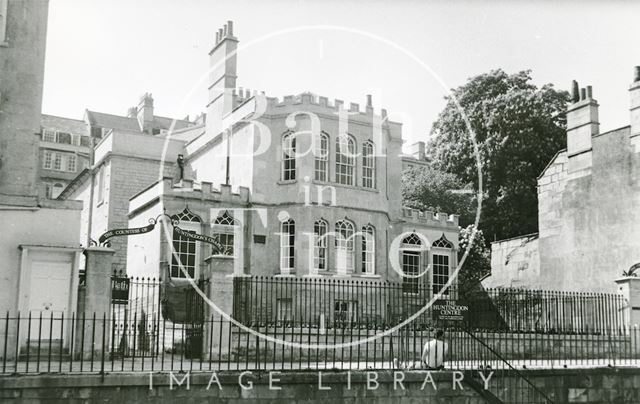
[41,113,85,122]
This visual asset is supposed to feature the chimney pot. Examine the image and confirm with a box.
[571,80,580,103]
[580,88,586,100]
[366,94,372,107]
[634,66,640,82]
[227,21,233,36]
[586,86,593,99]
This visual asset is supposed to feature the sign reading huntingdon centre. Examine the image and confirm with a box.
[433,300,470,322]
[173,226,225,253]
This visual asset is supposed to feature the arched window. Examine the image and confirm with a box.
[402,233,423,246]
[314,132,329,181]
[280,218,295,273]
[432,234,452,295]
[361,225,375,274]
[313,219,328,271]
[401,233,423,293]
[362,141,375,188]
[335,135,355,185]
[170,208,202,279]
[432,234,453,248]
[172,208,202,223]
[335,219,355,274]
[212,211,236,256]
[282,132,296,181]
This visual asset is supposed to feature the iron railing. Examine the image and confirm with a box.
[232,276,627,334]
[1,274,632,376]
[1,310,639,375]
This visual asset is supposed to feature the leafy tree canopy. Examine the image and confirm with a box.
[428,69,568,242]
[402,165,476,227]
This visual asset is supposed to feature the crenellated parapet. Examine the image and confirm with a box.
[128,177,250,216]
[232,88,391,122]
[165,178,250,204]
[401,207,459,228]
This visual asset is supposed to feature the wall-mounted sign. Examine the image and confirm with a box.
[433,299,469,322]
[111,277,130,304]
[99,223,155,245]
[173,226,225,254]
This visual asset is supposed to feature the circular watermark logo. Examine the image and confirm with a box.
[156,24,482,350]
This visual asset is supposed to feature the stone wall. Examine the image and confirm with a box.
[3,368,640,403]
[537,127,640,293]
[486,234,539,289]
[0,370,495,404]
[230,328,632,362]
[0,0,49,197]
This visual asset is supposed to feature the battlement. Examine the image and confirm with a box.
[166,178,250,204]
[232,88,388,120]
[128,177,250,216]
[401,207,459,227]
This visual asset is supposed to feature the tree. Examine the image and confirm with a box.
[428,69,569,242]
[457,225,490,294]
[401,165,475,227]
[401,167,489,292]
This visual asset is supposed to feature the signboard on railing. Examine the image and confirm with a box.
[433,299,469,322]
[111,277,130,305]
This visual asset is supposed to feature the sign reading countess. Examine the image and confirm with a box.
[99,223,156,245]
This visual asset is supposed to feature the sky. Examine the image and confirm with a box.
[43,0,640,146]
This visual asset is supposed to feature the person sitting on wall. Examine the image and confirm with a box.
[393,329,449,370]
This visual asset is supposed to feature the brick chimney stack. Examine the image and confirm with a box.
[566,80,599,175]
[206,21,238,138]
[629,66,640,150]
[137,93,154,134]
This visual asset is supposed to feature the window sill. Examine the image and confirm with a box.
[274,272,296,278]
[205,254,234,262]
[0,41,8,48]
[277,180,298,185]
[305,271,379,279]
[312,179,378,193]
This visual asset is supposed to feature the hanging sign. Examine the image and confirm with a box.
[98,223,156,245]
[173,226,226,254]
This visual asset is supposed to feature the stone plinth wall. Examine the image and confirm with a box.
[3,368,640,403]
[229,328,633,362]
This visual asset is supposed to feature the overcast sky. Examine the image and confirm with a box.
[43,0,640,145]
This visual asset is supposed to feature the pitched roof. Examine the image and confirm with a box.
[41,114,87,135]
[84,110,193,133]
[160,124,205,142]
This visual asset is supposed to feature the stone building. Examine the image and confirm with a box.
[0,0,82,347]
[54,21,458,330]
[487,68,640,293]
[39,114,91,199]
[122,22,459,303]
[60,99,196,268]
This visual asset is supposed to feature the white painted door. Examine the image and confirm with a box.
[28,261,71,340]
